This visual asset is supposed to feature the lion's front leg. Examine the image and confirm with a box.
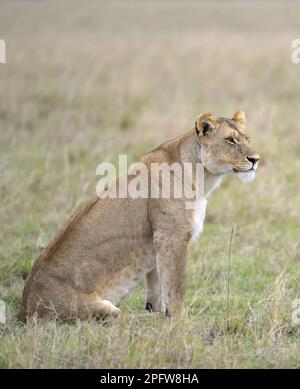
[145,267,162,312]
[153,228,189,316]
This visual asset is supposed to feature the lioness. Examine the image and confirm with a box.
[18,111,259,321]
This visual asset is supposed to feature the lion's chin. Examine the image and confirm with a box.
[235,170,256,183]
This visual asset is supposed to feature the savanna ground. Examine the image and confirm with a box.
[0,0,300,368]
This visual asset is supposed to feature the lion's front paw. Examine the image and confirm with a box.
[145,302,153,312]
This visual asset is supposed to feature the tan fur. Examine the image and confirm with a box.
[18,112,259,321]
[232,111,246,126]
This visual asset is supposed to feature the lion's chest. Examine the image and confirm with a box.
[192,199,207,239]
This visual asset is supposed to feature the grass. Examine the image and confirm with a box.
[0,0,300,368]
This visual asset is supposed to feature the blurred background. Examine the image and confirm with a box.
[0,0,300,368]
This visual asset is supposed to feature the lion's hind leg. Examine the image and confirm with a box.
[77,292,120,319]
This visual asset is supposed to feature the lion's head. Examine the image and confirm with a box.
[195,111,260,182]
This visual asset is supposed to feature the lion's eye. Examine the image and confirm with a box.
[226,136,238,145]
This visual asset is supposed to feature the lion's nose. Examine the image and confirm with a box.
[246,155,260,166]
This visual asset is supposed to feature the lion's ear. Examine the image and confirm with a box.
[232,111,246,126]
[195,112,217,137]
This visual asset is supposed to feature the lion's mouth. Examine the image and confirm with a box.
[233,167,255,173]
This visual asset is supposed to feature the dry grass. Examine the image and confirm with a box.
[0,0,300,368]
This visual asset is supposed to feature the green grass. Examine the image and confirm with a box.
[0,0,300,368]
